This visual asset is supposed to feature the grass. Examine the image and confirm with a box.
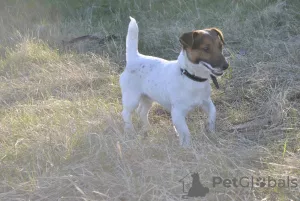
[0,0,300,200]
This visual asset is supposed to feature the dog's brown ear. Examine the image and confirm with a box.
[179,31,199,49]
[211,28,225,44]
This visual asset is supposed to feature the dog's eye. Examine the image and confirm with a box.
[203,47,209,52]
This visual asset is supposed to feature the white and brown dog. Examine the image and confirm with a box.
[120,17,229,147]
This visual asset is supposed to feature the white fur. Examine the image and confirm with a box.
[120,17,216,147]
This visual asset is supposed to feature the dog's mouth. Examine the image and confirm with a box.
[200,61,224,77]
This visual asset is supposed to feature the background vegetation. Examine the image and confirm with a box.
[0,0,300,200]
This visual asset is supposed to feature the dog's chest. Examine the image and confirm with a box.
[143,72,211,111]
[174,84,211,110]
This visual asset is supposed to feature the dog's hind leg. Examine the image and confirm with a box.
[137,95,153,134]
[121,92,141,133]
[138,96,153,127]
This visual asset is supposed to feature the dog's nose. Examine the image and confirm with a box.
[222,62,229,70]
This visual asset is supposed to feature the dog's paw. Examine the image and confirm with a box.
[179,136,191,148]
[206,121,216,133]
[124,124,134,132]
[123,125,136,139]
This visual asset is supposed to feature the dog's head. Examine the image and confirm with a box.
[179,28,229,76]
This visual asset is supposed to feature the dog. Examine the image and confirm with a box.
[120,17,229,147]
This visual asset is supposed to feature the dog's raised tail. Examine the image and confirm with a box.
[126,16,139,62]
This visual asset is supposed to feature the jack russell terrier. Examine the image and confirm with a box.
[120,17,229,147]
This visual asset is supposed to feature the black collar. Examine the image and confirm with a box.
[180,68,207,82]
[180,68,219,89]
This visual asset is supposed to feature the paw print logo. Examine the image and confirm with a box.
[256,177,266,187]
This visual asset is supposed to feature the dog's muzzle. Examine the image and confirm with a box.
[200,61,224,76]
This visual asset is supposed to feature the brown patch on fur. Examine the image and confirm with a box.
[210,28,225,44]
[179,31,203,49]
[179,28,228,70]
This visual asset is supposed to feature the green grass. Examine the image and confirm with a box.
[0,0,300,200]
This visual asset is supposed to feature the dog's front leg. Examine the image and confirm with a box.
[171,108,190,147]
[201,98,216,132]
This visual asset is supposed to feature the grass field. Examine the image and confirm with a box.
[1,0,300,200]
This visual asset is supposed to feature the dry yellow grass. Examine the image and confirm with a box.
[0,0,300,200]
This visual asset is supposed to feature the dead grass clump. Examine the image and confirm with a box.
[0,40,120,106]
